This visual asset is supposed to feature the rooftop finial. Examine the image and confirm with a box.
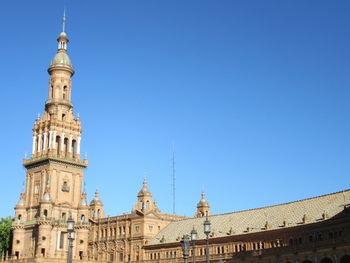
[62,9,66,33]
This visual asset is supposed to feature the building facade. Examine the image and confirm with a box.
[5,18,350,263]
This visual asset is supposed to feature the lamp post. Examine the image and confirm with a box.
[203,214,211,263]
[67,216,75,263]
[190,227,197,263]
[181,235,190,263]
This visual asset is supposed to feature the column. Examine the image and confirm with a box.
[52,131,57,149]
[77,136,81,155]
[61,133,65,152]
[37,134,42,153]
[32,136,36,155]
[69,135,73,152]
[48,131,52,149]
[43,132,47,151]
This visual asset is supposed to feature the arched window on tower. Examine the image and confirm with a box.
[72,140,77,158]
[98,209,101,219]
[81,215,85,222]
[63,86,67,100]
[64,138,68,157]
[50,85,54,99]
[92,209,95,219]
[43,209,48,217]
[146,200,150,209]
[18,214,22,222]
[56,136,61,155]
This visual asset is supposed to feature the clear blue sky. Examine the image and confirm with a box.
[1,1,349,218]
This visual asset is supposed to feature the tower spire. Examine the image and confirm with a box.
[62,9,66,33]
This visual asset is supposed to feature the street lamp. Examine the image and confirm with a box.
[190,227,197,263]
[181,235,190,263]
[67,216,75,263]
[203,214,211,263]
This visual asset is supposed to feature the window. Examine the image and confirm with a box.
[62,212,66,220]
[18,215,22,221]
[80,251,84,260]
[62,114,66,121]
[59,232,64,249]
[41,248,45,257]
[81,215,85,222]
[63,86,67,100]
[43,209,48,217]
[146,201,150,209]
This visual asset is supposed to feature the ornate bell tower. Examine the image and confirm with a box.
[12,13,90,261]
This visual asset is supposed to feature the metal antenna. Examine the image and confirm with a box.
[171,142,176,214]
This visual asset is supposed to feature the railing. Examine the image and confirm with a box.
[23,153,87,166]
[12,217,90,227]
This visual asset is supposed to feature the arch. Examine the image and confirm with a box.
[18,214,22,221]
[340,255,350,263]
[98,209,101,218]
[81,214,85,222]
[64,138,69,157]
[320,258,333,263]
[92,209,95,219]
[43,209,48,217]
[140,201,144,210]
[63,86,67,100]
[146,200,150,209]
[50,85,54,99]
[72,139,77,158]
[56,136,61,155]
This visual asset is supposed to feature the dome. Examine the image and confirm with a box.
[90,189,103,206]
[43,193,51,201]
[17,199,24,206]
[80,199,88,206]
[50,51,72,68]
[197,192,210,208]
[137,179,152,197]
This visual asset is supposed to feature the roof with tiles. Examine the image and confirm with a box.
[149,189,350,245]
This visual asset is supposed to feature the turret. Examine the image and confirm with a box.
[195,192,211,218]
[90,189,105,219]
[134,178,156,212]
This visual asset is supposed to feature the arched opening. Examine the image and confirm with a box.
[140,201,144,210]
[98,209,101,218]
[146,200,150,209]
[50,86,54,99]
[56,136,61,155]
[63,86,67,100]
[340,255,350,263]
[92,209,95,219]
[81,215,85,222]
[62,114,66,121]
[64,138,69,157]
[320,258,333,263]
[43,209,48,217]
[72,140,77,158]
[18,214,22,221]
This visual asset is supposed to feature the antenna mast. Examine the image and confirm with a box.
[172,143,176,214]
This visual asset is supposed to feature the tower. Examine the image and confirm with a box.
[195,191,211,218]
[134,179,157,213]
[12,14,89,261]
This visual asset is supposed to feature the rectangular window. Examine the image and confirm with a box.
[59,232,65,249]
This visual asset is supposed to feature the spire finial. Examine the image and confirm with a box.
[62,9,66,33]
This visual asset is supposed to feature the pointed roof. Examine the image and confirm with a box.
[48,12,73,74]
[90,189,103,206]
[138,178,152,197]
[197,191,210,208]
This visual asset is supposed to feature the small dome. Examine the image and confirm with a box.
[59,32,67,39]
[90,189,103,206]
[17,199,24,206]
[80,199,88,206]
[43,193,51,201]
[197,192,209,208]
[138,179,152,197]
[50,51,72,67]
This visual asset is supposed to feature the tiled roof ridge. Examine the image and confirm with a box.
[176,188,350,222]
